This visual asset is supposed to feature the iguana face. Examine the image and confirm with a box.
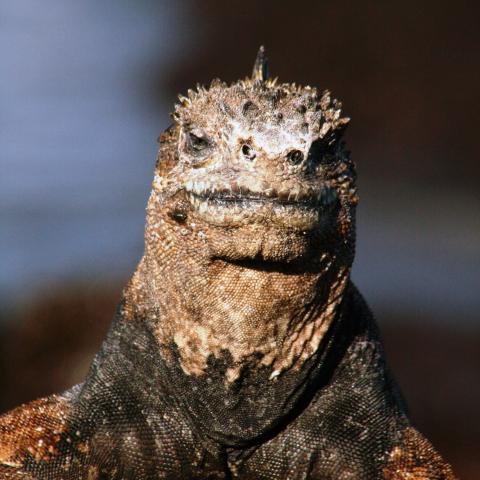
[151,51,357,264]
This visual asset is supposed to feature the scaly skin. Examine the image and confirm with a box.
[0,48,456,479]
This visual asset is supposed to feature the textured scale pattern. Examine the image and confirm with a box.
[0,48,456,479]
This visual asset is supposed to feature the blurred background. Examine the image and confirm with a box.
[0,1,478,477]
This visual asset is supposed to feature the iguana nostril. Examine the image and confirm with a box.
[286,149,304,165]
[168,210,187,223]
[241,144,256,160]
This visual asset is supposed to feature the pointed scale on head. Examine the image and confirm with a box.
[172,47,350,146]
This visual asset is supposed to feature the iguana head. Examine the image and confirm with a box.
[149,47,357,265]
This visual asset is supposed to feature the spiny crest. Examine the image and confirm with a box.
[251,45,269,82]
[172,47,349,140]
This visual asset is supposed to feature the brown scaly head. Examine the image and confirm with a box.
[147,46,357,266]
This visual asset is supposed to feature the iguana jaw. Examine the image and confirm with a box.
[185,183,338,230]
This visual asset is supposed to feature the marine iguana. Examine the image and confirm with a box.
[0,48,456,479]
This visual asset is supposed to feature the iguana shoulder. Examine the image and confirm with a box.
[0,394,77,478]
[384,427,456,480]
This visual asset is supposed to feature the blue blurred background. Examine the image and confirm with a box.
[1,1,184,300]
[1,1,479,477]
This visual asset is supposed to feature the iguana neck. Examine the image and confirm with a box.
[124,244,350,382]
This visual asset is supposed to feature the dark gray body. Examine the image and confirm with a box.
[0,284,411,479]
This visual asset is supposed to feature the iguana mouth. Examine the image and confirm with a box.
[189,191,320,207]
[185,185,337,229]
[186,183,337,206]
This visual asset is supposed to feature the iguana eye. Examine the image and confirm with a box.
[186,131,211,154]
[286,149,304,165]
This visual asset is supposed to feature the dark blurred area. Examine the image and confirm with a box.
[1,1,479,478]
